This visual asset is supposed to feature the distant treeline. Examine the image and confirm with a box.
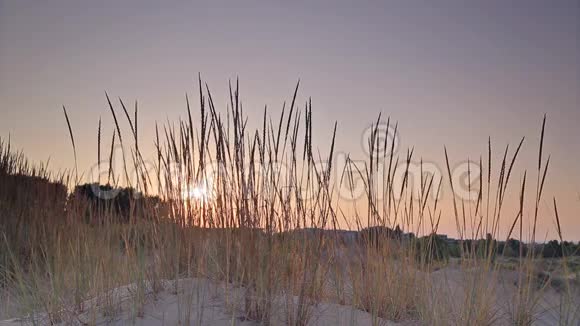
[357,226,580,261]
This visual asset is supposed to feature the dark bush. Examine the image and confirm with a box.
[71,183,166,224]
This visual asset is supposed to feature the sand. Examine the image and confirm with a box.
[1,266,577,325]
[0,277,402,326]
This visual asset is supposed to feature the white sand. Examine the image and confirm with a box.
[1,267,577,325]
[0,278,402,326]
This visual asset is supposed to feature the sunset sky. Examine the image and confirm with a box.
[1,1,579,239]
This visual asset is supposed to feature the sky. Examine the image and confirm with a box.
[1,0,579,239]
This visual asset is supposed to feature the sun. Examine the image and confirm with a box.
[183,186,207,200]
[182,178,213,201]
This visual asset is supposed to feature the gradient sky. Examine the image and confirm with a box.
[1,0,579,239]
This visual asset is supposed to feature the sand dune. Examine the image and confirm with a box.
[2,265,577,325]
[1,277,403,326]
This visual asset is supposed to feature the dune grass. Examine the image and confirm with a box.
[0,80,578,325]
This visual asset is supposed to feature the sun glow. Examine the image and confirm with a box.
[183,186,208,200]
[182,178,213,202]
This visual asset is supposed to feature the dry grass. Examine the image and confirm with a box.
[0,80,578,325]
